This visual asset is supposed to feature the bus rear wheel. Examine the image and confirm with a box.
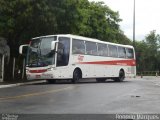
[114,70,125,82]
[72,69,81,84]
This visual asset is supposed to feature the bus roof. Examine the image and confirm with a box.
[32,34,134,49]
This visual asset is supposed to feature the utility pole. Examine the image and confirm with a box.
[133,0,136,49]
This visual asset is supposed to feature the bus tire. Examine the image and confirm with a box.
[114,70,125,82]
[47,79,56,84]
[72,69,81,84]
[96,78,106,83]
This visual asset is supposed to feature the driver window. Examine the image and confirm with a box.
[56,37,70,67]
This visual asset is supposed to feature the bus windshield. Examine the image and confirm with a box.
[26,36,57,67]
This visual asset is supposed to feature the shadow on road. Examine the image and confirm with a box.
[32,79,131,85]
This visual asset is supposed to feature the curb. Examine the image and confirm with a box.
[0,80,46,89]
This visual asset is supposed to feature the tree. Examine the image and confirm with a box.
[145,30,160,71]
[136,30,160,72]
[55,0,131,44]
[0,0,58,80]
[136,40,148,72]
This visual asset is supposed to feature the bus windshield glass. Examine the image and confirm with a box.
[26,36,57,67]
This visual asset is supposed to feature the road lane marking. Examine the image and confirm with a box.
[0,86,74,101]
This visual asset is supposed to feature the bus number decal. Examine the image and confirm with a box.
[78,55,84,62]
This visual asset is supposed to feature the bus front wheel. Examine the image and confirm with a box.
[72,69,81,84]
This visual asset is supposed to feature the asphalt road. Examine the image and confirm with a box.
[0,77,160,114]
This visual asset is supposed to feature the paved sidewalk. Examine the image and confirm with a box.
[0,80,46,89]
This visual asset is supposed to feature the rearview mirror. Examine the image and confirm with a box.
[19,45,29,55]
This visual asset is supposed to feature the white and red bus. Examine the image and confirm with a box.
[19,34,136,83]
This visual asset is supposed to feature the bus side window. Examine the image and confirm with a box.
[108,45,118,58]
[85,41,97,55]
[126,48,134,59]
[118,47,126,58]
[72,39,85,54]
[97,43,108,56]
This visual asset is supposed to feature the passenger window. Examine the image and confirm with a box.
[97,43,108,56]
[126,48,134,59]
[72,39,85,54]
[118,47,126,58]
[85,41,97,55]
[108,45,118,57]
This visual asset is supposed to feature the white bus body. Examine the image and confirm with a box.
[20,34,136,83]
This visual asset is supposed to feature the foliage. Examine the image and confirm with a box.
[136,30,160,72]
[0,0,131,55]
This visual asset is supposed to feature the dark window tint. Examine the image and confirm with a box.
[97,43,108,56]
[57,37,70,67]
[126,48,134,59]
[108,45,118,57]
[72,39,85,54]
[118,47,126,58]
[85,41,97,55]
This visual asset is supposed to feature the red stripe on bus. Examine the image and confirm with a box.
[29,69,47,73]
[79,59,136,66]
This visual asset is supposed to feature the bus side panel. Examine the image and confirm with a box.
[71,55,123,78]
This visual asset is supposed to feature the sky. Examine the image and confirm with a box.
[89,0,160,41]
